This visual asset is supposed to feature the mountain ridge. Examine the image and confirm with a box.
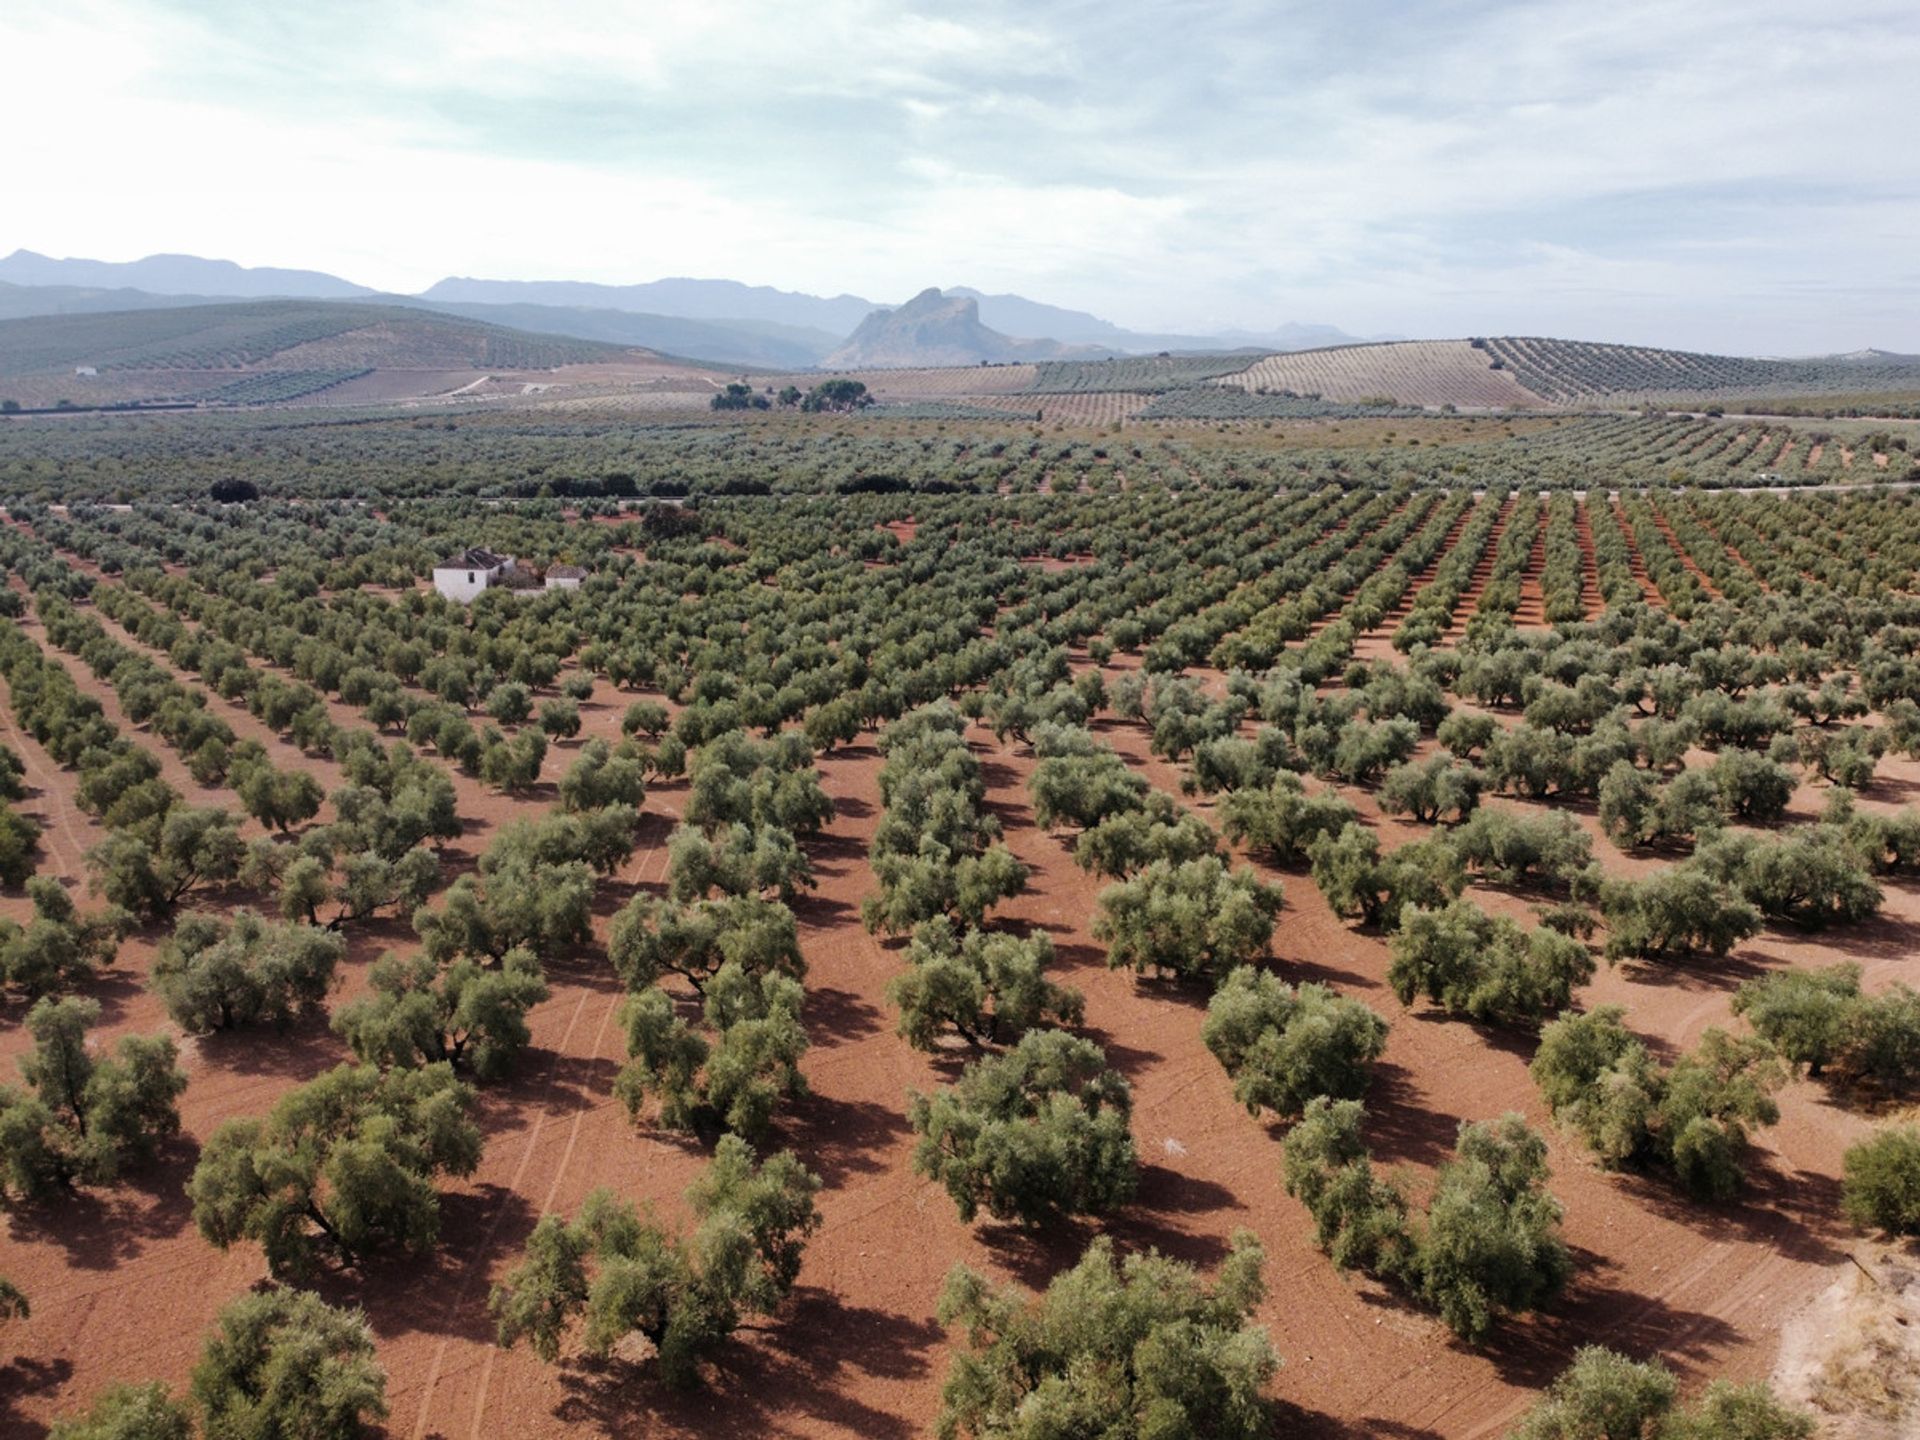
[823,288,1105,368]
[0,249,376,300]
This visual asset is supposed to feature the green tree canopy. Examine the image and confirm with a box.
[491,1136,821,1387]
[189,1062,482,1278]
[910,1028,1138,1226]
[934,1231,1276,1440]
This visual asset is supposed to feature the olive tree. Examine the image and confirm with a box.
[1510,1345,1811,1440]
[1202,966,1387,1119]
[189,1062,482,1278]
[1389,900,1594,1028]
[1696,827,1882,929]
[614,965,808,1141]
[0,997,185,1203]
[933,1232,1276,1440]
[1599,866,1762,964]
[666,821,814,902]
[414,858,594,964]
[334,947,550,1081]
[189,1288,388,1439]
[1377,755,1485,824]
[1841,1126,1920,1235]
[491,1136,821,1387]
[1093,857,1282,982]
[1219,771,1357,865]
[151,911,344,1033]
[0,876,130,999]
[1531,1007,1783,1198]
[1309,824,1465,931]
[48,1382,192,1440]
[609,892,803,994]
[909,1029,1138,1226]
[86,807,244,920]
[1283,1100,1569,1342]
[889,915,1083,1051]
[1414,1113,1572,1343]
[1073,793,1220,879]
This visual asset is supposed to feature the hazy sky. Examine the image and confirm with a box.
[6,0,1918,352]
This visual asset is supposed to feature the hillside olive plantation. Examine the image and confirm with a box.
[3,393,1920,1439]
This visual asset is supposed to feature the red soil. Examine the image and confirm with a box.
[1572,498,1605,618]
[1444,493,1518,642]
[1646,504,1723,600]
[1607,497,1668,607]
[1513,504,1550,628]
[1354,495,1484,661]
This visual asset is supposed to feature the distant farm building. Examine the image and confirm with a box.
[544,564,589,591]
[432,546,515,602]
[74,365,97,377]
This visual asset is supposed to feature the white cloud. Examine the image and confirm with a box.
[2,0,1917,350]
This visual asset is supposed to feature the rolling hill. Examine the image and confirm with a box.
[1477,337,1920,402]
[0,300,636,377]
[0,300,718,409]
[383,296,840,368]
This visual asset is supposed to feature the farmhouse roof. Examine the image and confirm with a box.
[545,564,589,580]
[438,546,511,570]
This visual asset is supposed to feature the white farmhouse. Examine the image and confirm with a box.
[544,563,589,591]
[432,546,515,603]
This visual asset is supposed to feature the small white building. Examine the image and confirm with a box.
[544,564,589,591]
[74,365,97,378]
[432,546,515,603]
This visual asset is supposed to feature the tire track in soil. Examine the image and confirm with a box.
[407,811,679,1440]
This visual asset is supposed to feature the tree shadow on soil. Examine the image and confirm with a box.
[790,888,857,930]
[1283,952,1376,991]
[192,1013,348,1081]
[1804,909,1920,964]
[0,1354,71,1438]
[801,985,885,1051]
[1285,1416,1444,1440]
[776,1092,909,1188]
[1074,1023,1162,1074]
[1472,1252,1743,1390]
[0,964,145,1032]
[829,793,872,821]
[5,1138,199,1270]
[552,1289,941,1440]
[1360,1061,1460,1170]
[1605,1156,1846,1269]
[1404,1008,1537,1063]
[973,1163,1242,1289]
[327,1183,537,1344]
[474,1050,621,1125]
[1613,947,1772,993]
[1026,927,1109,975]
